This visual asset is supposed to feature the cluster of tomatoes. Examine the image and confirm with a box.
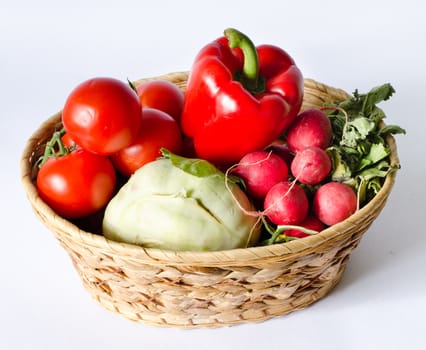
[37,78,186,219]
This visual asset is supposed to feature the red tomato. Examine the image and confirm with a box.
[62,77,142,155]
[37,148,116,218]
[136,80,184,122]
[111,108,183,177]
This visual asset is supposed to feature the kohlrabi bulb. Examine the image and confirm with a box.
[102,151,260,251]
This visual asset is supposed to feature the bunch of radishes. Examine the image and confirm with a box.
[234,108,358,241]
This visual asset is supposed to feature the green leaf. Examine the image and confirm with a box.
[356,140,372,157]
[355,160,394,205]
[340,146,364,172]
[357,143,390,171]
[335,83,395,123]
[378,124,407,136]
[368,177,384,195]
[327,147,353,181]
[356,178,369,205]
[351,117,376,138]
[361,83,395,116]
[369,106,387,124]
[357,160,393,180]
[341,117,376,147]
[160,148,223,178]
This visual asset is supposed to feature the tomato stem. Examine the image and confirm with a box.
[37,129,74,168]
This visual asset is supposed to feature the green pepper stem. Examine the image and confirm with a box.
[224,28,263,93]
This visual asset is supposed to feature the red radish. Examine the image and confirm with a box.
[264,181,309,225]
[265,143,295,168]
[285,215,325,238]
[313,182,357,226]
[291,146,332,185]
[235,151,289,199]
[286,109,332,152]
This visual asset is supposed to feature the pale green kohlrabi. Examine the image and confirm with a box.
[102,150,260,251]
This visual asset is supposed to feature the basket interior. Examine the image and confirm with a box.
[20,73,399,266]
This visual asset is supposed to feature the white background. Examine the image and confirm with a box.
[1,0,425,349]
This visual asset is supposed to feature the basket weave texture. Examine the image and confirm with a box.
[21,72,398,328]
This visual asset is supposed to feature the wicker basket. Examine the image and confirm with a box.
[20,72,399,328]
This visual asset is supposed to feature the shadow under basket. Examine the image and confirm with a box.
[20,72,399,328]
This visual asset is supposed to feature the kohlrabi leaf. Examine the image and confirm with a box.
[161,148,222,178]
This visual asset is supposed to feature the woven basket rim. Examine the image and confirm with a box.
[20,74,399,266]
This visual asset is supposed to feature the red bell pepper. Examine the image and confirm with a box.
[181,28,304,165]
